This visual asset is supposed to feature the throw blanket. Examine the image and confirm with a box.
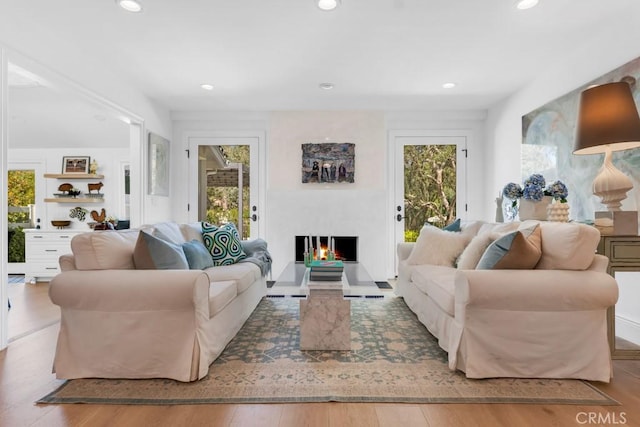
[239,238,272,277]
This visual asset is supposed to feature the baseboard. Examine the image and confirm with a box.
[616,314,640,345]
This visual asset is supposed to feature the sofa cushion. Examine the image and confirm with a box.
[202,222,247,266]
[182,239,215,270]
[141,222,187,245]
[208,281,237,317]
[203,262,260,294]
[476,224,542,270]
[181,222,205,243]
[457,232,496,269]
[411,265,457,316]
[71,229,138,270]
[133,231,189,270]
[536,222,600,270]
[406,225,471,267]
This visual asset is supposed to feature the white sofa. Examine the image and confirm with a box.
[395,220,618,382]
[49,222,268,382]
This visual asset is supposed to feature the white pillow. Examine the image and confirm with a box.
[457,232,496,269]
[406,225,471,267]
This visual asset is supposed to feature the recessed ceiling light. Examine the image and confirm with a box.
[516,0,539,10]
[317,0,341,11]
[319,83,334,90]
[200,84,214,91]
[442,82,456,89]
[116,0,143,13]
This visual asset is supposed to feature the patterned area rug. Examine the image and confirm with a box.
[39,297,617,405]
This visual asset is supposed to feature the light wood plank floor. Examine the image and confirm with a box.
[2,280,640,427]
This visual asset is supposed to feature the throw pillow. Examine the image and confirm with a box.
[201,222,247,266]
[182,239,215,270]
[457,232,496,269]
[133,231,189,270]
[443,218,462,232]
[406,225,471,267]
[476,224,542,270]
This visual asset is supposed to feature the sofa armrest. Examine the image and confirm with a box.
[49,270,211,317]
[587,254,609,273]
[455,269,618,312]
[397,242,415,262]
[58,254,77,271]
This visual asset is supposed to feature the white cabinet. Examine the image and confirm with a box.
[24,230,82,283]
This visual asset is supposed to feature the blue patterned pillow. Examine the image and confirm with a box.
[201,222,247,266]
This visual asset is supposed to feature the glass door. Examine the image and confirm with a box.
[188,136,260,239]
[392,134,466,272]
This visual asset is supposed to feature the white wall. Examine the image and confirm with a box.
[268,111,386,279]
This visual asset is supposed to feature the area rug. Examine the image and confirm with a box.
[38,297,618,405]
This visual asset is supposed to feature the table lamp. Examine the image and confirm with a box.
[573,81,640,212]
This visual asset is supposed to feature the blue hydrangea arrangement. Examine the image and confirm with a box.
[503,174,568,204]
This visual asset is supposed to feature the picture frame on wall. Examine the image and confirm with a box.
[62,156,90,174]
[148,132,170,196]
[301,143,355,184]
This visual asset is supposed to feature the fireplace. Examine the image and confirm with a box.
[295,236,358,262]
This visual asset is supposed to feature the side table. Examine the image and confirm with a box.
[597,235,640,359]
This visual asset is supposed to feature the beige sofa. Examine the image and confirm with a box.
[49,222,267,382]
[396,220,618,382]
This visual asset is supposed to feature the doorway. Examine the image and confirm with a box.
[390,132,467,275]
[188,135,264,239]
[7,162,43,274]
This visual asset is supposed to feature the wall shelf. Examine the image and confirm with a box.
[44,173,104,179]
[44,197,104,203]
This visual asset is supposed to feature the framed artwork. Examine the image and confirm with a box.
[148,132,170,196]
[522,55,640,221]
[62,156,90,174]
[301,143,355,184]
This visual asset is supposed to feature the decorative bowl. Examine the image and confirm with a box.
[51,220,71,229]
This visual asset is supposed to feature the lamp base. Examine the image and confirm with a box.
[592,147,633,211]
[594,211,639,235]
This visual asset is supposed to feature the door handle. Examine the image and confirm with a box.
[251,214,257,222]
[396,214,404,222]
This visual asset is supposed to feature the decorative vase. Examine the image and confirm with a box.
[547,200,570,222]
[519,196,552,221]
[502,198,519,222]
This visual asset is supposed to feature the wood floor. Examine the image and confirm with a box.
[2,281,640,427]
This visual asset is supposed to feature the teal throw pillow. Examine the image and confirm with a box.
[182,239,215,270]
[443,218,462,232]
[201,222,247,266]
[133,231,189,270]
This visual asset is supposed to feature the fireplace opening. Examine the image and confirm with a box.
[295,236,358,262]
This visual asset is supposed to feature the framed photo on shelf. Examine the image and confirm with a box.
[62,156,90,174]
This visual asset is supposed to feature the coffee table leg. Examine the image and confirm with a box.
[299,291,350,350]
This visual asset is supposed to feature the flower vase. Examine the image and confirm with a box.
[519,196,552,221]
[547,200,570,222]
[502,198,519,222]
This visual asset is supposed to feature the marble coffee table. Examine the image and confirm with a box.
[268,262,383,351]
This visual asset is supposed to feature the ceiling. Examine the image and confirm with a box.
[1,0,639,148]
